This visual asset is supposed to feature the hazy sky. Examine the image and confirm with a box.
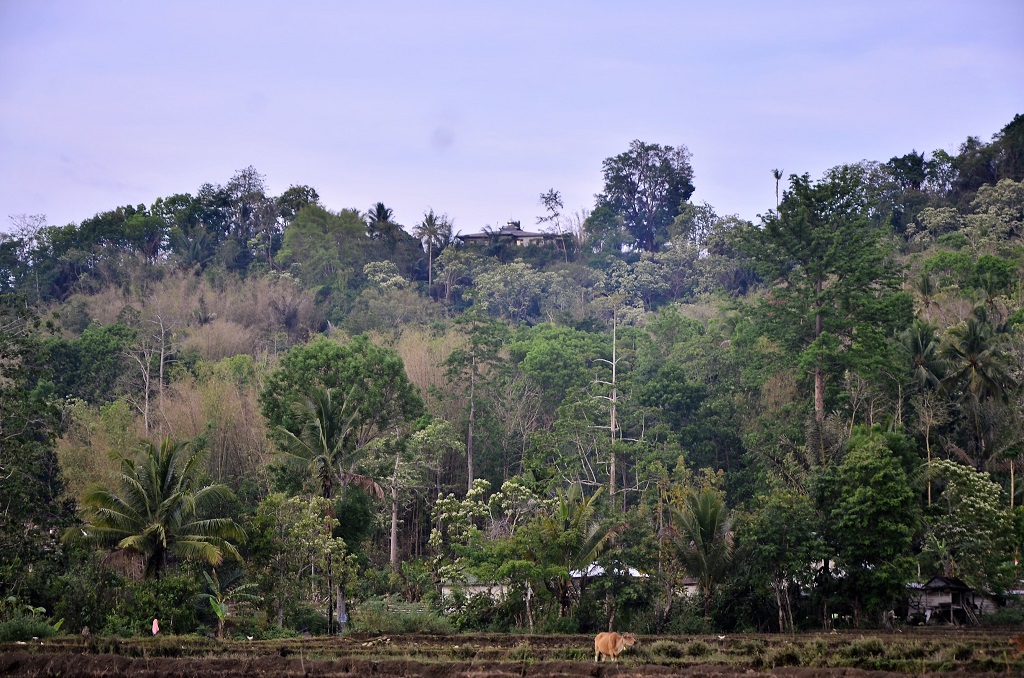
[1,1,1022,236]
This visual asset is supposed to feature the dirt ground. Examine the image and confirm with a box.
[0,654,997,678]
[1,629,1020,677]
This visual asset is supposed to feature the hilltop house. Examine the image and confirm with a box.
[457,221,559,247]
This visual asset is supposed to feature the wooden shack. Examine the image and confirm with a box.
[907,575,997,625]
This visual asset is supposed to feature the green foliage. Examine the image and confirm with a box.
[737,167,907,417]
[922,459,1015,593]
[261,335,423,450]
[672,486,734,618]
[276,205,371,302]
[198,568,260,639]
[819,430,919,621]
[0,614,61,642]
[247,494,352,629]
[0,294,73,601]
[74,437,245,579]
[350,598,453,634]
[594,140,695,252]
[103,574,202,636]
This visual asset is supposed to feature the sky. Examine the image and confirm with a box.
[1,1,1022,237]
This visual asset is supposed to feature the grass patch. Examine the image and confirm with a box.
[764,643,801,668]
[647,639,686,659]
[685,640,713,657]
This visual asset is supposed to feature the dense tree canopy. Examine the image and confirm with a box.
[2,116,1024,637]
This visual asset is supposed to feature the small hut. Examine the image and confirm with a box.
[907,576,997,625]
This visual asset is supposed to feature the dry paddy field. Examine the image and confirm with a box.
[2,628,1022,676]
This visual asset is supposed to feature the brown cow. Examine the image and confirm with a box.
[594,631,638,662]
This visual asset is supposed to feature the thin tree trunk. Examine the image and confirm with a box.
[525,584,534,633]
[926,422,933,505]
[336,586,347,635]
[814,278,824,422]
[609,308,618,499]
[390,452,400,570]
[467,353,476,493]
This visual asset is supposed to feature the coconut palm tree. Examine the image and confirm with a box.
[527,484,617,617]
[276,386,384,502]
[366,202,400,255]
[901,318,945,392]
[672,486,734,618]
[942,312,1018,468]
[412,209,451,287]
[76,438,245,579]
[913,273,937,321]
[942,314,1015,405]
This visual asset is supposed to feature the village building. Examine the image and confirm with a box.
[906,575,998,625]
[457,221,560,247]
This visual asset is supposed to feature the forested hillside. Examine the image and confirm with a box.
[2,114,1023,638]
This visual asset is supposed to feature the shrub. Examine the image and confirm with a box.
[561,647,591,661]
[509,641,533,662]
[685,640,713,657]
[103,575,202,636]
[765,644,802,668]
[350,598,452,635]
[286,603,328,635]
[841,637,885,659]
[541,614,579,634]
[982,606,1024,626]
[0,615,60,642]
[647,639,686,659]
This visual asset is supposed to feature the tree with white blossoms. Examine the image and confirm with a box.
[248,494,355,629]
[429,479,491,585]
[922,459,1016,594]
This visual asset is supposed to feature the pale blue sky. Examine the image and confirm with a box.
[1,1,1022,236]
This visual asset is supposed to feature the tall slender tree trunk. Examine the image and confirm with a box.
[390,452,400,570]
[467,353,476,493]
[336,586,347,634]
[774,580,785,633]
[814,276,824,422]
[926,422,933,505]
[609,311,618,499]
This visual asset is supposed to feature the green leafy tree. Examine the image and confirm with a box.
[922,459,1015,594]
[819,430,918,626]
[75,438,245,579]
[365,202,401,256]
[901,319,945,392]
[275,386,383,501]
[443,310,508,490]
[276,205,372,299]
[595,140,695,252]
[738,489,824,632]
[0,294,72,602]
[261,335,424,452]
[738,167,908,421]
[473,261,547,322]
[521,484,616,617]
[941,313,1018,467]
[248,494,341,628]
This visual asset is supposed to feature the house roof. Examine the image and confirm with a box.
[457,222,554,241]
[570,562,648,578]
[920,575,972,591]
